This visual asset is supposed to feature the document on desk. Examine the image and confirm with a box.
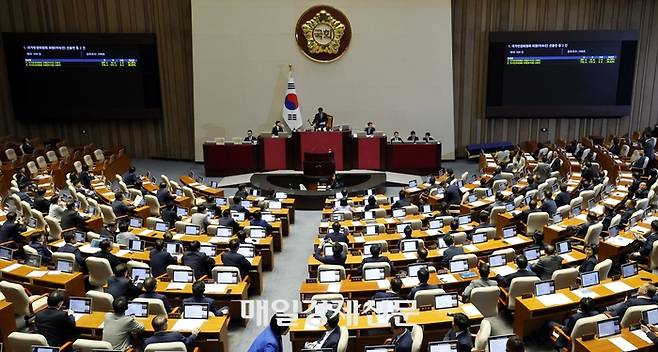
[571,288,599,298]
[575,214,588,221]
[537,293,572,307]
[326,283,342,293]
[26,270,48,278]
[171,319,205,332]
[353,236,366,243]
[402,277,420,287]
[606,236,634,247]
[461,225,473,231]
[79,245,101,254]
[406,187,420,193]
[560,253,576,262]
[376,279,390,289]
[73,313,88,321]
[504,236,525,245]
[1,263,22,273]
[632,329,654,344]
[138,229,154,236]
[403,253,416,260]
[630,226,650,235]
[208,237,228,244]
[463,245,478,252]
[173,233,185,240]
[351,221,362,227]
[609,336,637,352]
[205,284,227,294]
[166,283,186,290]
[460,303,481,317]
[304,316,324,330]
[425,229,441,236]
[438,274,458,283]
[491,265,516,277]
[116,250,130,257]
[603,281,633,293]
[385,218,395,224]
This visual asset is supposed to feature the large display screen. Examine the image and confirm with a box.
[2,33,162,120]
[486,31,638,118]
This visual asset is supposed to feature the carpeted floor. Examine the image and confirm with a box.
[131,158,553,351]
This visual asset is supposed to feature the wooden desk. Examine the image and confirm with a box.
[514,270,658,337]
[0,259,85,296]
[75,311,230,352]
[574,328,654,352]
[246,195,296,224]
[0,301,15,349]
[180,175,225,198]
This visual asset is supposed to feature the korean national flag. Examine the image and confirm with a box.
[282,67,303,130]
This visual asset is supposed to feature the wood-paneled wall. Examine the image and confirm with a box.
[0,0,194,159]
[452,0,658,157]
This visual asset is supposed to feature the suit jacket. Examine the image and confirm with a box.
[462,278,498,300]
[579,256,598,273]
[441,246,465,268]
[150,249,178,277]
[191,213,211,232]
[498,268,537,287]
[444,328,473,352]
[244,135,257,142]
[632,157,648,170]
[271,125,284,136]
[139,292,172,312]
[532,255,563,280]
[612,296,655,317]
[161,208,179,227]
[555,192,571,207]
[550,158,562,172]
[107,276,141,299]
[365,127,375,135]
[33,196,50,214]
[218,216,241,233]
[391,329,414,352]
[123,172,140,186]
[324,231,348,243]
[102,313,145,351]
[57,243,85,267]
[111,200,132,217]
[444,183,462,205]
[156,188,175,205]
[640,232,658,256]
[313,249,347,266]
[18,191,34,206]
[319,327,341,350]
[248,326,283,352]
[92,251,122,272]
[358,256,396,275]
[408,283,439,299]
[0,220,26,242]
[182,251,215,279]
[221,251,252,278]
[555,310,599,348]
[35,307,76,346]
[392,198,411,209]
[60,209,87,230]
[145,331,196,347]
[29,241,53,263]
[79,171,93,189]
[372,291,401,301]
[541,199,558,216]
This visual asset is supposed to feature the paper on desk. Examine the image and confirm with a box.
[26,270,47,278]
[166,283,186,290]
[603,198,620,206]
[385,218,395,224]
[548,225,566,232]
[460,303,481,317]
[138,229,153,236]
[407,187,420,192]
[204,284,227,294]
[632,329,654,344]
[461,225,473,231]
[52,241,65,248]
[402,277,420,287]
[491,265,516,277]
[575,214,588,221]
[504,237,525,245]
[609,336,637,352]
[606,236,634,247]
[463,245,478,252]
[438,274,458,283]
[561,254,576,262]
[537,293,572,307]
[48,270,61,275]
[425,229,441,236]
[377,279,390,289]
[208,237,227,244]
[353,236,366,243]
[326,283,342,293]
[116,250,130,257]
[97,322,104,329]
[1,263,22,273]
[171,319,204,332]
[351,221,362,227]
[173,233,185,240]
[572,288,599,299]
[304,316,324,330]
[403,253,416,260]
[73,313,88,321]
[603,281,633,293]
[631,226,650,235]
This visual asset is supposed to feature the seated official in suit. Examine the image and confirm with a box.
[60,201,89,230]
[0,211,26,243]
[183,281,228,317]
[364,122,376,135]
[33,188,50,214]
[156,182,175,205]
[28,232,53,264]
[139,277,172,312]
[578,245,598,273]
[607,283,656,317]
[568,213,599,239]
[107,263,142,299]
[364,196,380,211]
[541,192,557,217]
[496,255,537,288]
[422,131,435,143]
[371,277,403,301]
[462,263,498,302]
[441,234,464,268]
[250,210,273,235]
[271,120,285,136]
[79,164,93,189]
[182,240,216,279]
[407,130,419,143]
[390,131,404,143]
[443,181,462,206]
[150,239,178,278]
[145,314,198,347]
[407,268,438,299]
[443,313,474,352]
[248,313,290,352]
[218,208,241,233]
[221,238,252,279]
[123,166,140,187]
[630,220,658,264]
[92,239,122,272]
[112,192,135,218]
[35,290,77,347]
[385,315,413,352]
[324,221,348,243]
[313,242,347,266]
[102,296,145,350]
[235,184,249,199]
[358,244,396,275]
[115,221,139,246]
[244,129,258,143]
[392,191,411,209]
[550,297,598,349]
[311,107,330,130]
[514,200,541,223]
[334,198,353,212]
[531,245,563,280]
[230,196,250,214]
[58,231,86,268]
[304,311,341,351]
[555,184,571,207]
[190,205,211,233]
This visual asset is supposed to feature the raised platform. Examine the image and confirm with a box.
[249,171,387,210]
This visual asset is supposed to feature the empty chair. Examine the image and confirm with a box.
[413,288,446,307]
[570,197,583,210]
[364,240,388,252]
[580,190,595,205]
[145,195,161,217]
[26,161,39,177]
[86,257,114,288]
[94,149,105,161]
[492,179,508,192]
[76,193,89,211]
[452,253,477,268]
[144,342,188,352]
[74,160,83,174]
[30,209,46,229]
[5,148,17,162]
[0,281,48,326]
[99,204,117,224]
[472,319,492,352]
[637,198,650,211]
[474,227,496,240]
[73,339,113,352]
[212,265,243,282]
[490,206,506,227]
[166,265,195,280]
[83,154,94,167]
[553,313,608,352]
[507,276,541,311]
[470,286,500,318]
[362,262,391,277]
[336,326,349,352]
[318,264,347,281]
[594,259,612,280]
[44,215,64,240]
[551,268,579,290]
[86,290,114,311]
[127,260,150,271]
[133,297,168,316]
[8,332,53,352]
[581,223,603,246]
[527,212,550,234]
[557,205,571,219]
[621,304,658,328]
[451,232,467,245]
[410,324,423,352]
[492,248,516,263]
[53,252,79,272]
[58,146,70,159]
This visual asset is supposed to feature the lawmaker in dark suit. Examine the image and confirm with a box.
[183,281,228,317]
[218,209,241,234]
[161,202,181,228]
[324,222,348,243]
[311,107,330,130]
[33,189,50,214]
[60,201,89,230]
[579,245,599,273]
[444,182,462,205]
[35,290,77,347]
[387,315,414,352]
[407,268,438,299]
[441,234,464,268]
[497,255,537,288]
[92,239,122,272]
[150,239,178,278]
[244,130,258,143]
[145,314,198,347]
[531,245,562,280]
[313,242,347,266]
[541,192,558,217]
[637,220,658,258]
[182,240,215,279]
[551,297,598,349]
[392,190,411,209]
[514,200,541,223]
[122,166,140,187]
[139,277,172,312]
[0,211,26,242]
[305,311,341,351]
[555,184,571,207]
[608,283,656,317]
[371,277,403,301]
[364,122,375,135]
[357,244,396,275]
[550,156,562,172]
[57,231,86,268]
[156,182,175,205]
[111,192,134,218]
[221,238,252,279]
[271,121,285,136]
[79,165,93,189]
[247,314,289,352]
[443,313,473,352]
[28,232,53,263]
[107,263,142,299]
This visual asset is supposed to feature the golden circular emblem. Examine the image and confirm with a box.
[295,5,352,62]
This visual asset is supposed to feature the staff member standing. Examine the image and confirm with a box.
[271,121,285,136]
[311,107,332,130]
